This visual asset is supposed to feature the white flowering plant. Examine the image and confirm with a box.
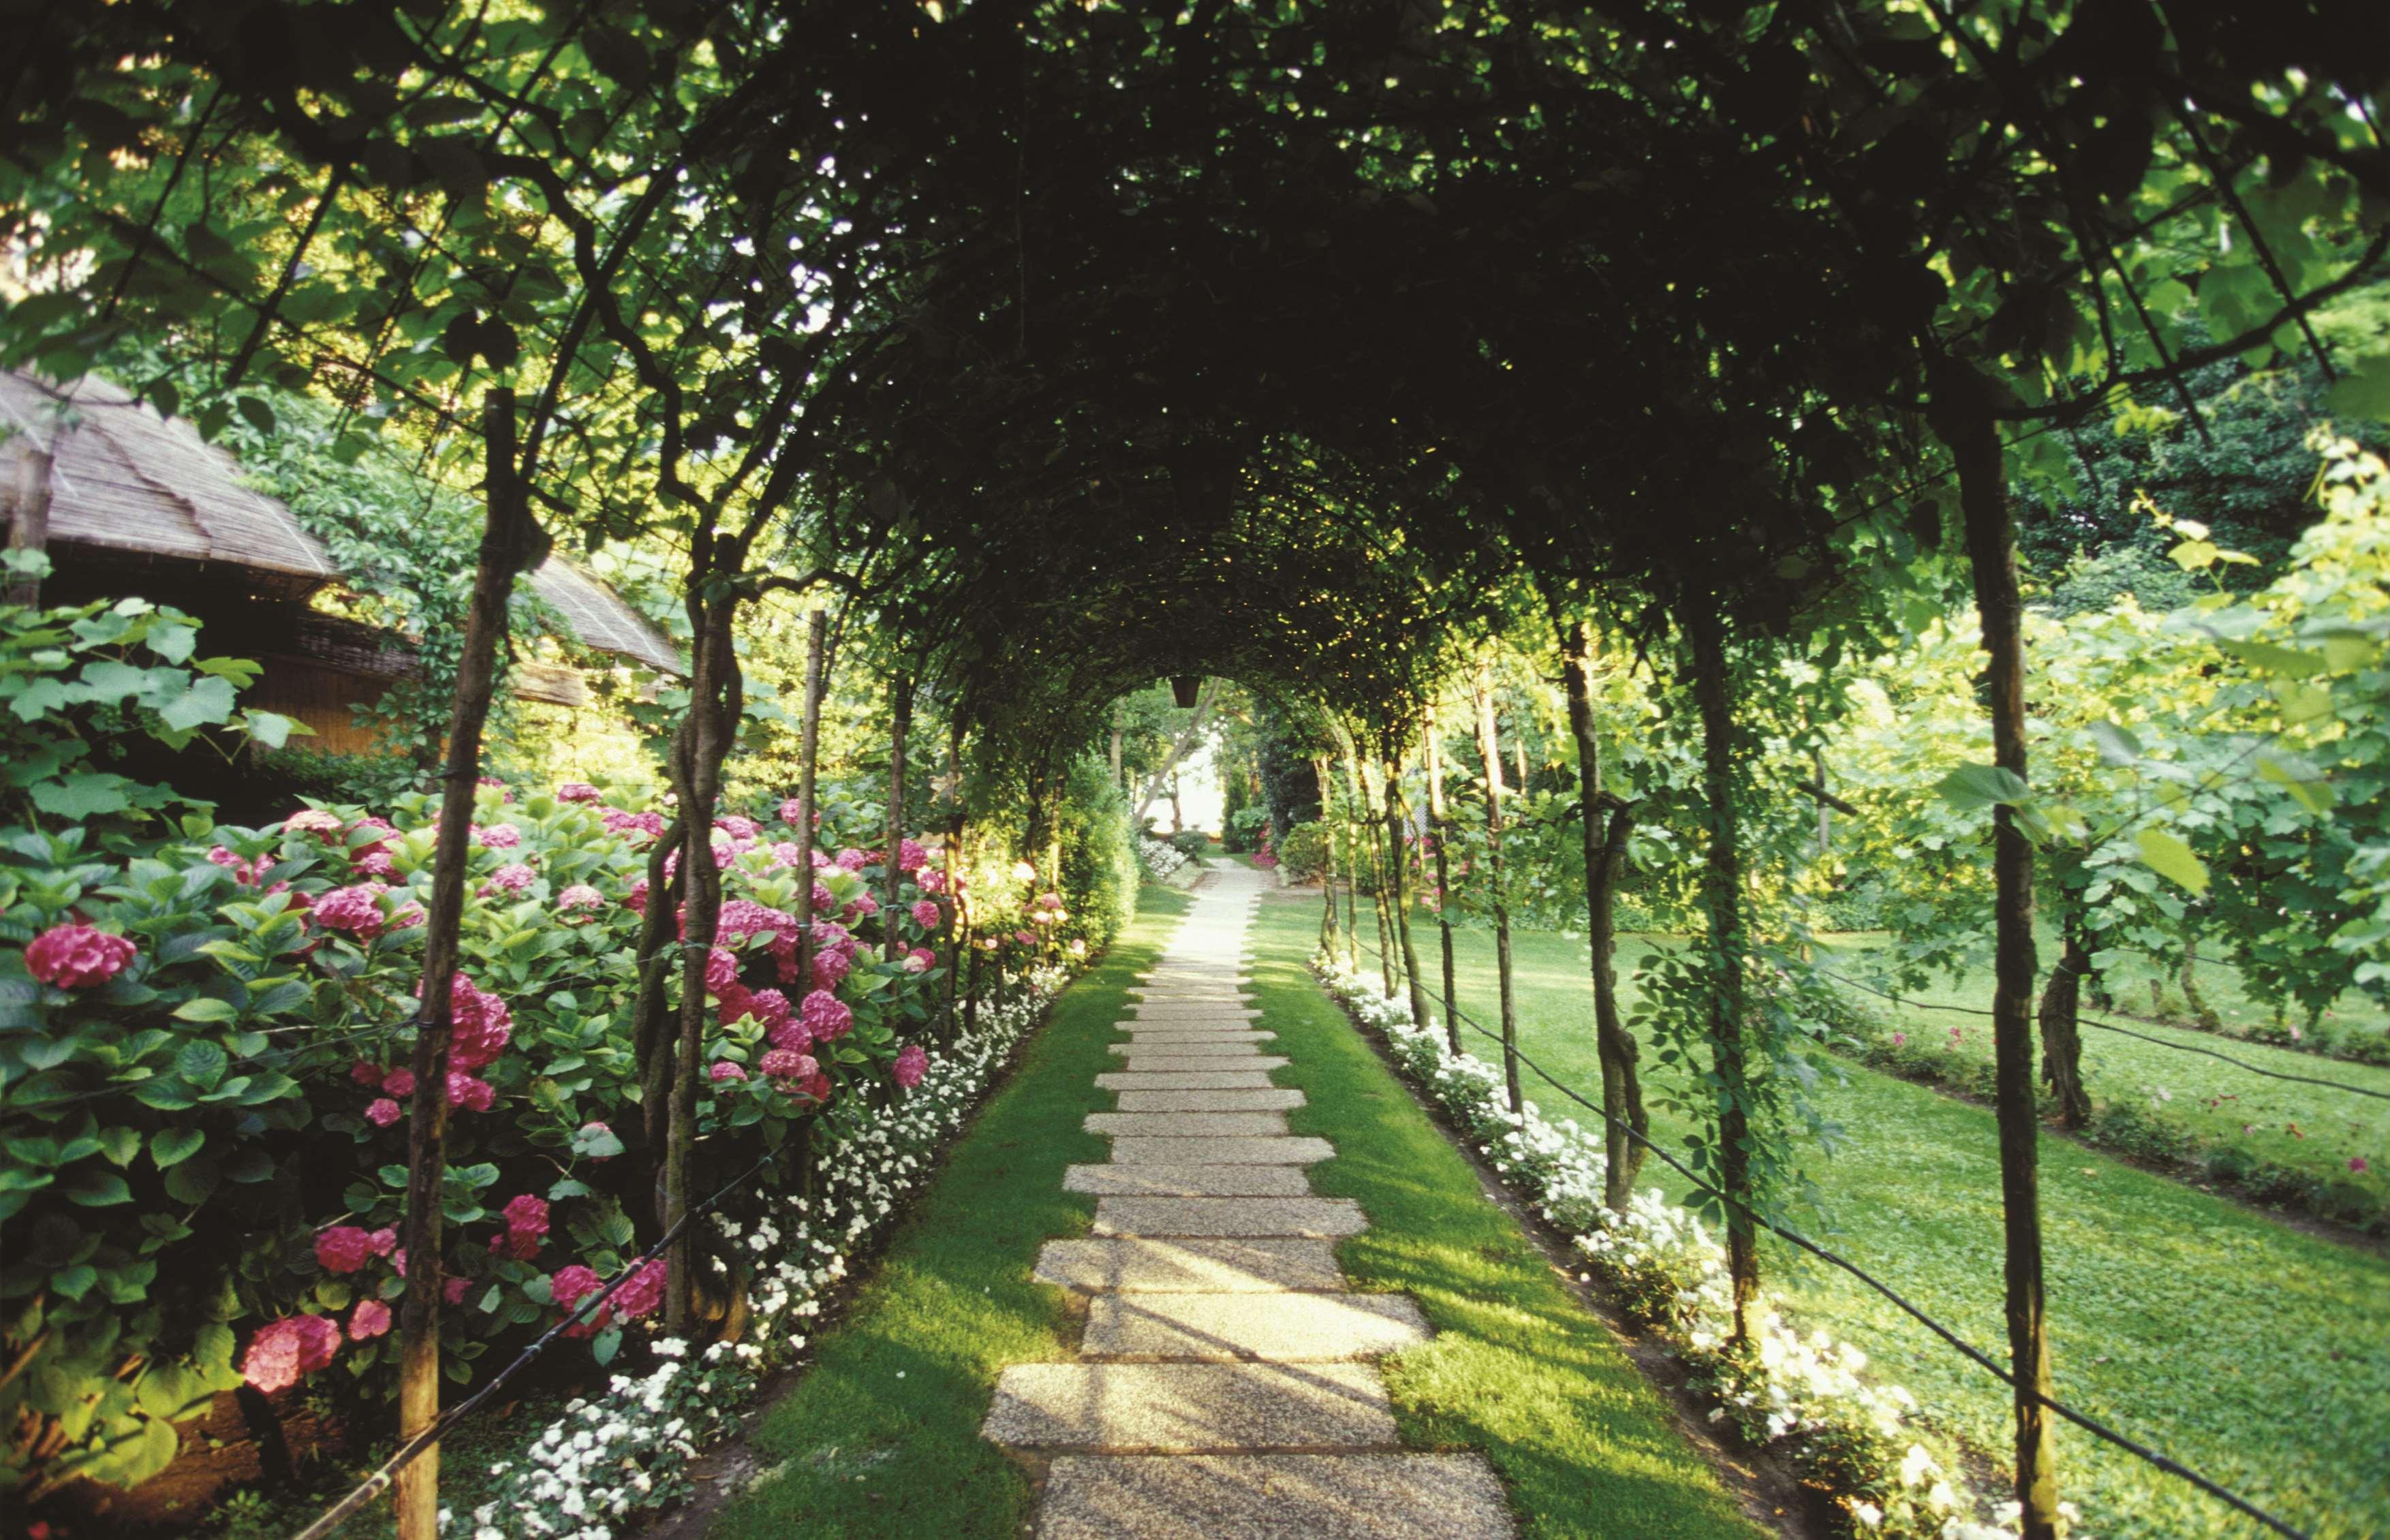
[1316,957,2081,1540]
[459,964,1072,1540]
[1136,834,1190,881]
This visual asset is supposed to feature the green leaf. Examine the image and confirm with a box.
[31,772,134,820]
[1935,763,2030,813]
[2135,828,2209,896]
[156,675,238,733]
[65,1169,134,1206]
[2088,721,2143,766]
[175,1041,229,1088]
[2218,640,2329,678]
[2324,353,2390,424]
[150,1127,205,1169]
[163,1155,219,1205]
[234,395,275,433]
[172,996,240,1024]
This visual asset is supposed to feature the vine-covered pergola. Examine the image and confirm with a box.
[6,2,2384,1535]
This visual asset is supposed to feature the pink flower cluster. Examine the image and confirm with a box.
[23,924,136,989]
[603,808,666,842]
[800,988,853,1042]
[835,847,869,873]
[892,1043,928,1089]
[493,1193,548,1261]
[557,782,603,803]
[897,838,929,873]
[481,862,536,897]
[314,1224,397,1275]
[446,973,514,1071]
[240,1314,340,1394]
[557,883,605,915]
[310,883,388,940]
[283,808,345,837]
[715,814,759,840]
[207,845,258,885]
[910,898,942,931]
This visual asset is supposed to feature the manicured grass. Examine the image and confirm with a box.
[1394,913,2390,1540]
[705,883,1192,1540]
[1247,895,1768,1540]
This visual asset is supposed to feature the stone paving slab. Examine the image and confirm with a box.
[1087,1112,1293,1137]
[1111,1089,1304,1113]
[1130,1005,1264,1020]
[1064,1163,1318,1199]
[1038,1453,1515,1540]
[1105,1135,1331,1165]
[1098,1070,1280,1090]
[1121,1025,1274,1039]
[1113,1040,1273,1059]
[1091,1196,1366,1238]
[983,1362,1395,1451]
[1115,1055,1288,1074]
[1083,1292,1430,1360]
[1036,1236,1346,1291]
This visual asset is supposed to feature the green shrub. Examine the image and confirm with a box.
[1277,821,1329,881]
[1170,829,1210,858]
[1057,753,1138,952]
[1222,806,1269,853]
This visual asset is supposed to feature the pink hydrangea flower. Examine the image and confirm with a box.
[715,814,759,840]
[769,1015,812,1050]
[910,898,942,931]
[1014,930,1036,946]
[24,924,137,989]
[557,883,605,915]
[625,876,650,915]
[446,1073,495,1112]
[207,846,258,884]
[481,863,536,897]
[778,798,805,826]
[503,1193,548,1241]
[479,823,522,849]
[835,847,869,872]
[315,1225,376,1274]
[845,893,880,920]
[557,782,603,803]
[283,809,345,837]
[705,947,741,995]
[801,990,854,1042]
[240,1314,340,1394]
[384,1069,416,1099]
[897,838,929,873]
[801,1070,834,1103]
[603,809,666,842]
[744,987,792,1031]
[390,899,426,930]
[365,1097,403,1127]
[445,1275,468,1304]
[351,1061,384,1088]
[348,1300,392,1340]
[711,1060,748,1082]
[810,880,836,916]
[893,1043,928,1089]
[759,1048,819,1081]
[445,975,513,1071]
[718,899,797,943]
[906,947,936,973]
[549,1263,608,1335]
[917,868,946,896]
[310,884,388,940]
[369,1227,397,1257]
[611,1259,666,1321]
[352,848,397,879]
[1037,891,1063,911]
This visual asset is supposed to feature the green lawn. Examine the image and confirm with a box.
[1392,912,2390,1540]
[1814,933,2390,1223]
[705,883,1192,1540]
[1247,894,1767,1540]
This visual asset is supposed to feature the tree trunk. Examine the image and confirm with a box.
[1425,705,1460,1054]
[5,433,55,608]
[940,721,966,1040]
[1934,357,2060,1540]
[1474,674,1522,1113]
[1384,747,1431,1031]
[2036,905,2094,1129]
[1314,757,1339,951]
[664,590,742,1333]
[1686,601,1758,1343]
[1356,757,1398,996]
[395,388,546,1540]
[1563,622,1646,1208]
[792,609,828,989]
[2180,930,2220,1030]
[1132,680,1216,825]
[884,673,914,963]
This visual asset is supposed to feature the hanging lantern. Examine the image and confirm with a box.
[1170,675,1201,708]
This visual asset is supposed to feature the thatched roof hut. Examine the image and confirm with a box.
[1,370,683,755]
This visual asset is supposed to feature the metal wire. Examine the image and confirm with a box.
[1337,935,2313,1540]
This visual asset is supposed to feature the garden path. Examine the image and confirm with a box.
[980,863,1514,1539]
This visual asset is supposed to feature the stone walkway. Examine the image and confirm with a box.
[982,864,1515,1539]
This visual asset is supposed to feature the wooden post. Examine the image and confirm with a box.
[1562,620,1645,1208]
[884,673,914,963]
[1354,755,1397,996]
[394,387,545,1540]
[1686,601,1759,1342]
[1933,358,2060,1540]
[1472,672,1522,1113]
[5,433,55,608]
[1424,704,1460,1053]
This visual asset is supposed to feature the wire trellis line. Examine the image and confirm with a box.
[1334,932,2313,1540]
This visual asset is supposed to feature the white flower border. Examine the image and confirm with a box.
[1136,834,1190,881]
[1316,958,2080,1540]
[459,964,1074,1540]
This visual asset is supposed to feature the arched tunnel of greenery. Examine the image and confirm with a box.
[3,3,2388,1538]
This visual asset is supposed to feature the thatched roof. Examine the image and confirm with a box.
[527,556,683,677]
[3,369,681,678]
[1,371,339,593]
